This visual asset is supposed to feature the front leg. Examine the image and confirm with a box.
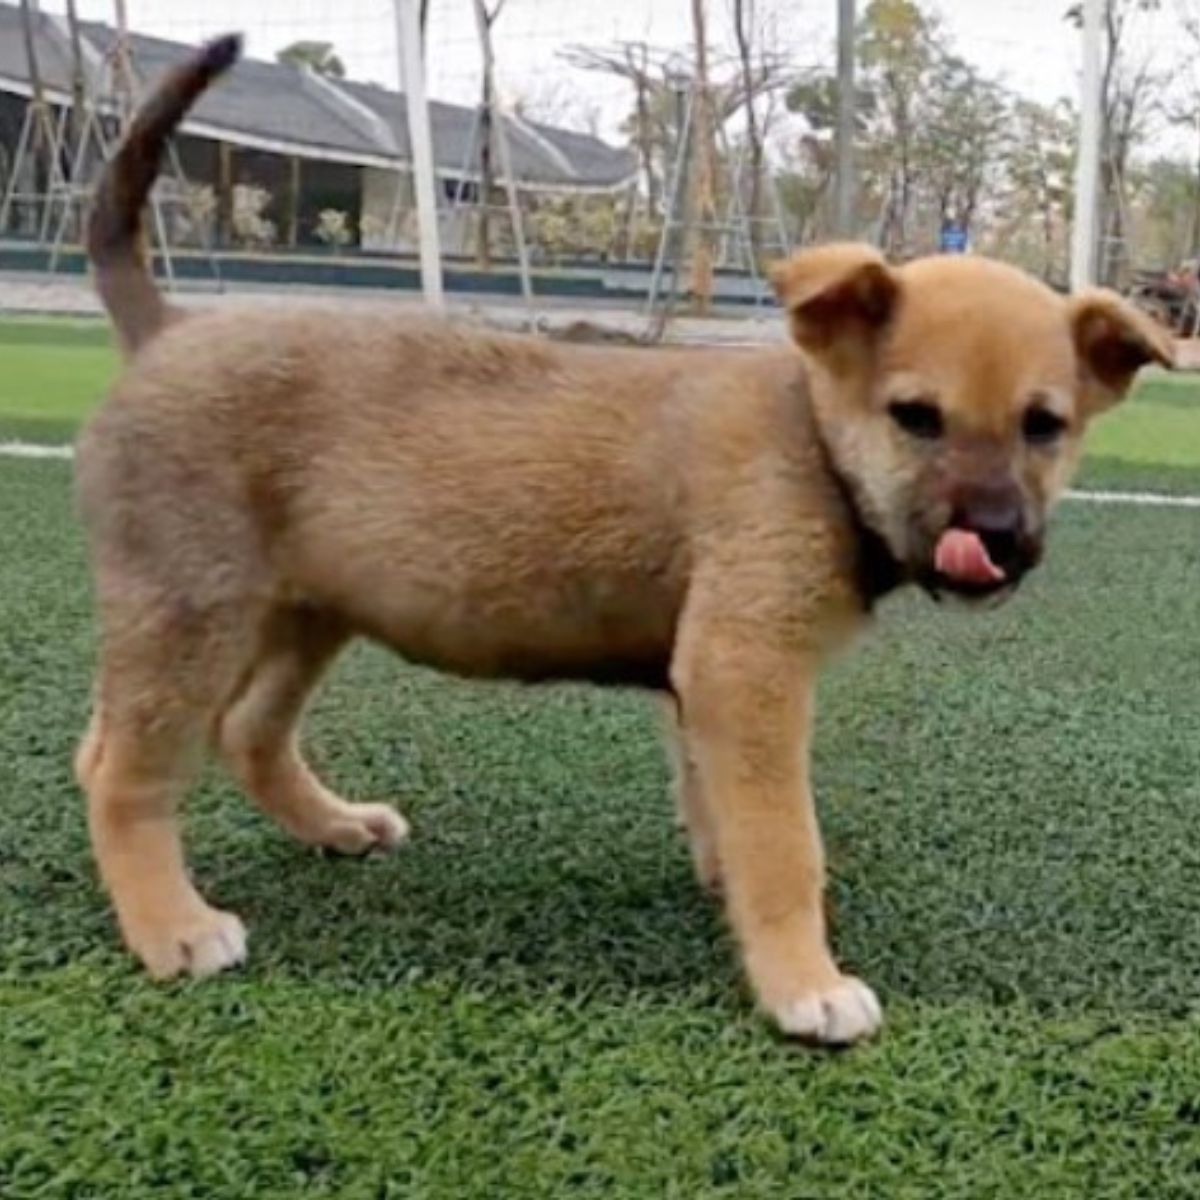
[673,635,880,1046]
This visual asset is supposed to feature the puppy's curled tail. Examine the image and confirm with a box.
[87,33,242,357]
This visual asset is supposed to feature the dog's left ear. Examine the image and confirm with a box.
[769,243,900,359]
[1069,288,1175,412]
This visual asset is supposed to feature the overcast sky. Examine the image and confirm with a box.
[34,1,1183,146]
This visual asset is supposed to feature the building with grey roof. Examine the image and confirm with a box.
[0,2,637,253]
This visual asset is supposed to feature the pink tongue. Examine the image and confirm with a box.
[934,528,1005,585]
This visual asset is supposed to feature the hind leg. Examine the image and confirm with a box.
[217,607,409,855]
[79,607,253,979]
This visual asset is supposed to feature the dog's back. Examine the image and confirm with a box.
[79,298,723,686]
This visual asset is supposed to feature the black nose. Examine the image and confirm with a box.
[953,483,1021,533]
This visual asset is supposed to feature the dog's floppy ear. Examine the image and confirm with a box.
[769,243,899,357]
[1069,288,1175,412]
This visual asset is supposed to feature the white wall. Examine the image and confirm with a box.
[359,166,412,251]
[361,165,481,255]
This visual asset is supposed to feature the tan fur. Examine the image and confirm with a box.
[74,43,1171,1042]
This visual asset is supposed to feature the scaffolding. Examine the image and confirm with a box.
[644,73,791,339]
[0,0,71,241]
[0,0,220,292]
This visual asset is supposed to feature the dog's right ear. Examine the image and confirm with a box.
[769,243,899,358]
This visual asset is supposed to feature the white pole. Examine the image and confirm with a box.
[393,0,444,308]
[1070,0,1102,291]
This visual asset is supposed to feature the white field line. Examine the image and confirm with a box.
[0,439,1198,509]
[1063,488,1200,509]
[0,440,73,460]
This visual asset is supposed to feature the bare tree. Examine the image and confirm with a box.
[1000,98,1077,279]
[731,0,766,258]
[64,0,86,156]
[688,0,718,313]
[563,39,789,218]
[920,54,1009,241]
[475,0,506,271]
[1102,3,1160,283]
[1169,0,1200,250]
[858,0,941,257]
[562,43,664,212]
[15,0,53,233]
[512,79,603,137]
[788,1,1015,257]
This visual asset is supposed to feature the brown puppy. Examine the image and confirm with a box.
[74,37,1172,1044]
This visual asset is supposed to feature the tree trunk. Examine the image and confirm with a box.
[477,75,494,271]
[286,156,301,248]
[1102,107,1133,288]
[937,187,951,230]
[962,178,982,239]
[896,106,912,257]
[1041,190,1055,280]
[633,75,657,215]
[18,0,48,233]
[1190,119,1200,253]
[217,141,234,247]
[473,0,505,272]
[112,0,136,128]
[688,0,716,314]
[733,0,763,261]
[64,0,86,166]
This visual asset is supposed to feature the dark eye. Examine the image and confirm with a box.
[1022,406,1068,446]
[888,399,944,440]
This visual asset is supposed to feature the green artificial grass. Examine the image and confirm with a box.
[1080,370,1200,491]
[0,319,116,444]
[0,317,1198,492]
[3,320,1200,1197]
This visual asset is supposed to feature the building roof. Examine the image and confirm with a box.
[0,3,636,192]
[339,80,635,191]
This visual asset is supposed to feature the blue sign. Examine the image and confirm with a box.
[940,225,968,254]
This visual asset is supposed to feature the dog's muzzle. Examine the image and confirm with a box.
[918,484,1044,602]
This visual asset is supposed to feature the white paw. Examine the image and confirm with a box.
[771,976,883,1045]
[130,906,248,981]
[321,802,410,855]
